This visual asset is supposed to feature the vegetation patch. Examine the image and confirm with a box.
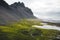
[0,19,60,40]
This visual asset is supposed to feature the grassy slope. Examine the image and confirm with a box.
[0,19,60,40]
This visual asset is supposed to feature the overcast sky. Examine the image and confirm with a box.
[5,0,60,20]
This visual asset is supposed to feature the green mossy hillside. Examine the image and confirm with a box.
[0,19,60,40]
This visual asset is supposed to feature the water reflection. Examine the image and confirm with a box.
[33,23,60,31]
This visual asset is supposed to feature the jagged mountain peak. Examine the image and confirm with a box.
[10,2,25,7]
[0,0,36,24]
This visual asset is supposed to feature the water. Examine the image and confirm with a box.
[33,23,60,31]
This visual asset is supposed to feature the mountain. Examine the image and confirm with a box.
[0,0,36,25]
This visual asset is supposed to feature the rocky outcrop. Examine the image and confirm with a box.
[10,2,35,18]
[0,0,10,9]
[0,0,36,24]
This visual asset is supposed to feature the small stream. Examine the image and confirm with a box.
[34,23,60,31]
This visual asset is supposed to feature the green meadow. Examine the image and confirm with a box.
[0,19,60,40]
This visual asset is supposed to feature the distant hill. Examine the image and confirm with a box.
[0,0,36,24]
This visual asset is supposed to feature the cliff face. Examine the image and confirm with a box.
[0,0,9,9]
[10,2,35,18]
[0,0,36,24]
